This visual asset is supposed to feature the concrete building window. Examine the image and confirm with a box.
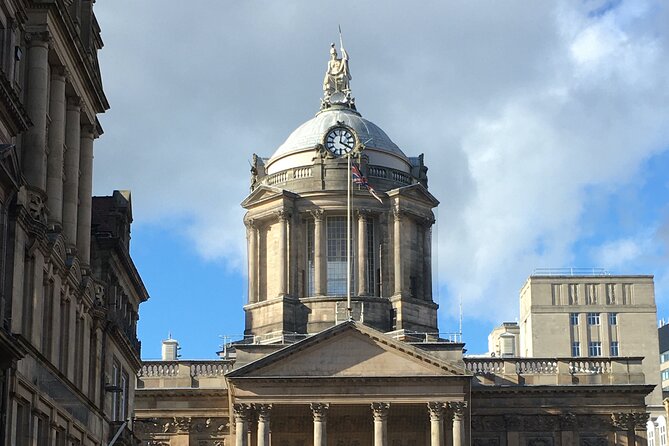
[661,351,669,363]
[570,313,578,325]
[588,341,602,357]
[610,341,619,357]
[587,312,600,325]
[622,283,633,304]
[306,219,314,296]
[551,284,562,305]
[326,216,349,296]
[586,283,597,304]
[571,342,580,357]
[568,284,578,304]
[662,370,669,381]
[609,312,617,325]
[606,283,616,304]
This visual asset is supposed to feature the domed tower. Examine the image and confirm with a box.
[242,44,439,339]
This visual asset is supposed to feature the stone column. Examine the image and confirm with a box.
[311,403,329,446]
[256,404,272,446]
[312,210,325,296]
[393,206,403,295]
[448,402,467,446]
[371,402,389,446]
[46,66,68,227]
[234,403,252,446]
[245,219,257,303]
[22,31,50,191]
[76,125,96,265]
[427,402,445,446]
[277,210,288,296]
[62,97,81,249]
[357,212,368,296]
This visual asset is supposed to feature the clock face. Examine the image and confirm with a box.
[325,127,355,156]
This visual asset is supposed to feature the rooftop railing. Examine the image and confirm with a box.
[531,267,611,277]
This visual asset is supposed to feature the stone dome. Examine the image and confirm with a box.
[266,107,410,174]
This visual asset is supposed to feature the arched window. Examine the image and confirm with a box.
[648,419,657,446]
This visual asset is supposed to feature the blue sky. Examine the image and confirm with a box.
[93,1,669,358]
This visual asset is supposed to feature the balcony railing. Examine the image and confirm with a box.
[139,360,232,378]
[463,356,644,386]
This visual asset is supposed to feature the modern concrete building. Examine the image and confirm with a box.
[135,45,655,446]
[0,1,148,445]
[488,322,520,357]
[519,272,662,409]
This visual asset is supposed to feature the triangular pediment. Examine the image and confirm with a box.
[228,322,466,379]
[241,185,299,209]
[386,183,439,207]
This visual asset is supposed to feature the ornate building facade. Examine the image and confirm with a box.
[0,1,148,445]
[135,44,655,446]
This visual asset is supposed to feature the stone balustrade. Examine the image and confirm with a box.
[139,360,233,389]
[464,356,644,386]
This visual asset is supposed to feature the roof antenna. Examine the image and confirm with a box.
[459,296,463,343]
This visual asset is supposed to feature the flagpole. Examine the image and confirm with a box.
[347,153,352,320]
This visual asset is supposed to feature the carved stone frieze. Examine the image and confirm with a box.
[578,415,612,432]
[559,412,577,430]
[504,414,521,431]
[472,439,500,446]
[611,412,647,431]
[580,437,608,446]
[527,438,554,446]
[135,417,229,435]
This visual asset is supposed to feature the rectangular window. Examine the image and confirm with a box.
[326,216,350,296]
[15,401,30,444]
[587,312,600,325]
[585,283,597,304]
[41,280,53,358]
[662,370,669,381]
[551,284,562,305]
[36,416,49,446]
[112,360,120,421]
[610,341,619,357]
[59,297,69,372]
[366,220,375,295]
[588,341,602,357]
[306,219,315,296]
[609,312,617,325]
[568,284,578,304]
[622,283,633,304]
[570,313,579,325]
[571,342,580,357]
[55,429,66,446]
[661,352,669,363]
[606,283,616,304]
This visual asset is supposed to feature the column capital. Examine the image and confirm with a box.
[447,401,467,420]
[51,65,69,81]
[244,218,257,230]
[25,30,52,47]
[81,124,98,139]
[427,402,446,421]
[67,96,82,110]
[310,403,329,421]
[254,404,272,422]
[356,209,372,220]
[276,209,291,222]
[233,403,253,422]
[371,402,390,421]
[611,412,650,431]
[308,209,324,221]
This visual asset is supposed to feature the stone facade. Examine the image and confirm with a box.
[0,1,148,445]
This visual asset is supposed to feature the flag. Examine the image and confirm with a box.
[351,163,383,203]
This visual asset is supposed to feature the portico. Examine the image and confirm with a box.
[226,321,471,446]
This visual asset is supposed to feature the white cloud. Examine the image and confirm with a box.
[93,1,669,328]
